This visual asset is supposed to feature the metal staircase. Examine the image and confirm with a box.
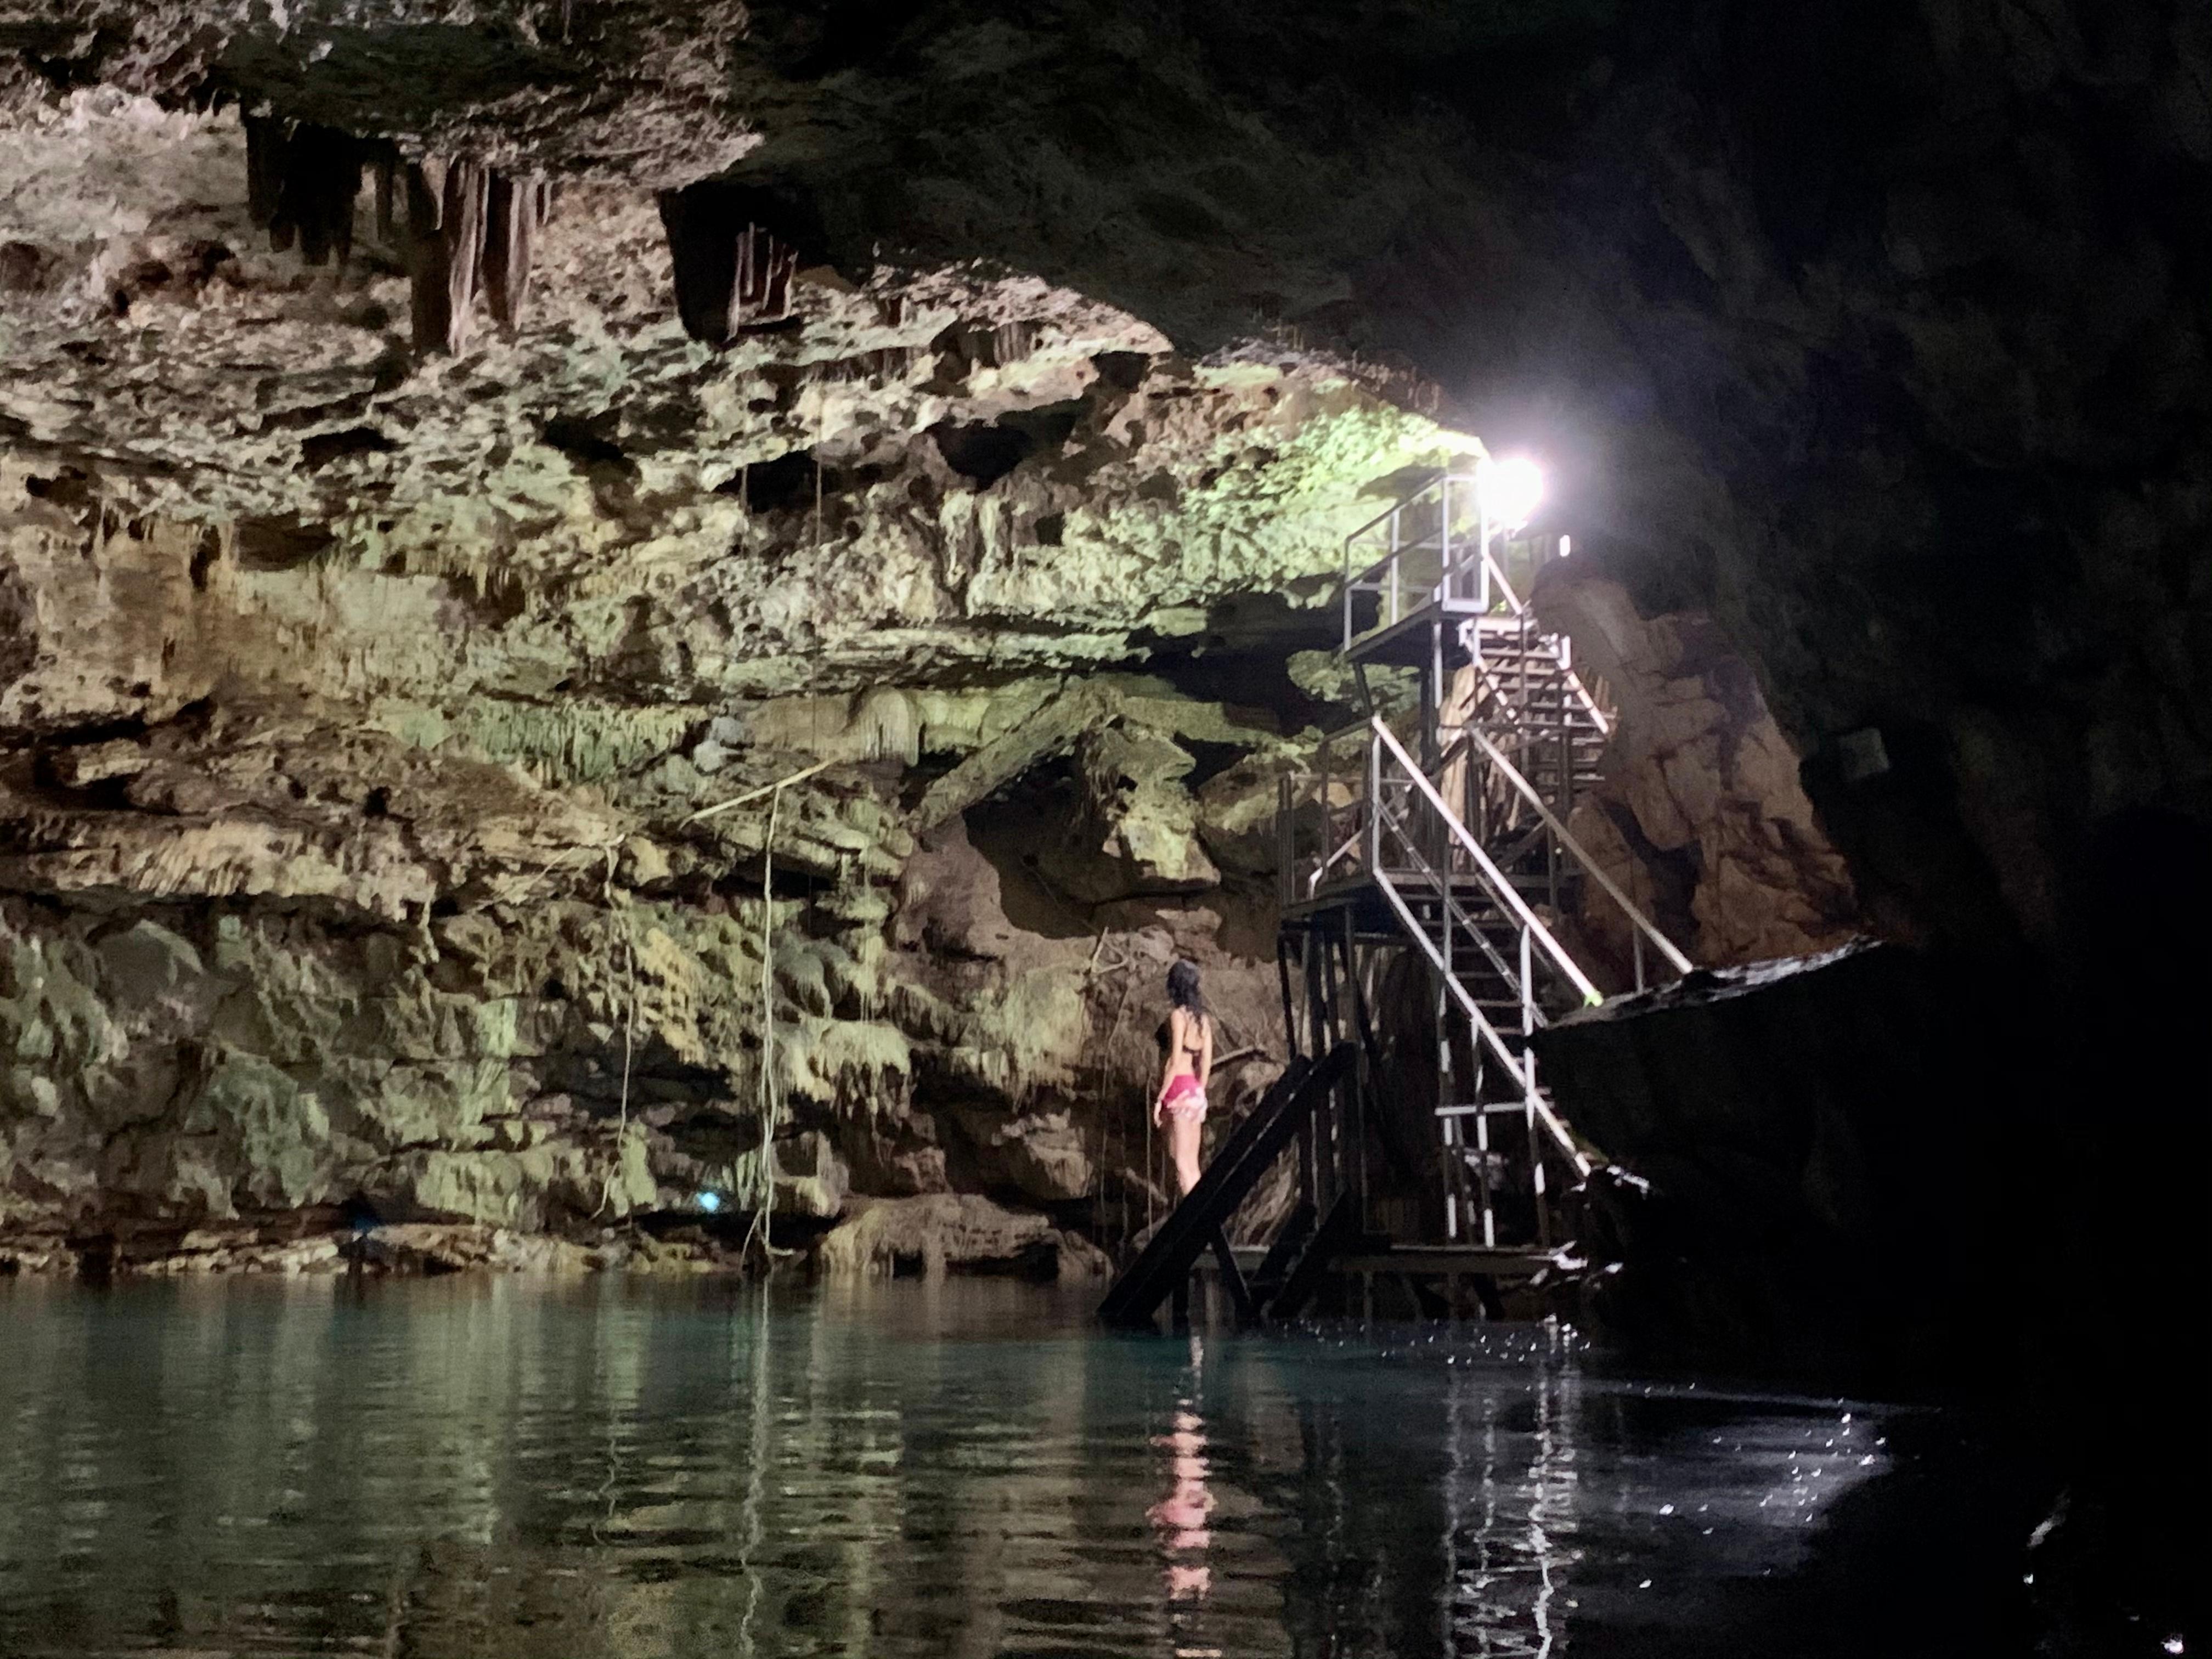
[1278,467,1694,1252]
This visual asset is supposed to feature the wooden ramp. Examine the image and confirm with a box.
[1097,1045,1356,1329]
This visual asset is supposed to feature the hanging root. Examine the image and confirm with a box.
[594,923,639,1220]
[738,781,794,1271]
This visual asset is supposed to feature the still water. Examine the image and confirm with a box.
[0,1277,1940,1657]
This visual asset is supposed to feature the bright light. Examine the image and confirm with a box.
[697,1190,723,1213]
[1478,455,1544,531]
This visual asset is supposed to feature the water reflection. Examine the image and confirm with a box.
[1150,1407,1215,1599]
[1147,1335,1217,1650]
[0,1277,1905,1657]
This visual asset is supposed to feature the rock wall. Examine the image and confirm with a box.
[0,93,1414,1273]
[0,668,1305,1275]
[0,80,1875,1278]
[1537,565,1862,969]
[1531,943,2193,1654]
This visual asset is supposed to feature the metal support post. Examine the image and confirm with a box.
[1302,938,1324,1204]
[1519,927,1534,1041]
[1353,730,1371,884]
[1474,1097,1497,1248]
[1526,1048,1550,1249]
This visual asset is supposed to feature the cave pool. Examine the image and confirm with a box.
[1,1276,1979,1657]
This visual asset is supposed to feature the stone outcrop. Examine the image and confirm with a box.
[1537,567,1863,969]
[1532,943,2044,1387]
[814,1193,1108,1279]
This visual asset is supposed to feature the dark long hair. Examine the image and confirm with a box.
[1166,959,1206,1021]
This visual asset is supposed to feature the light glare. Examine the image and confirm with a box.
[1479,456,1544,531]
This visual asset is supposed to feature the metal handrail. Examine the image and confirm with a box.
[1372,792,1538,1003]
[1469,612,1615,736]
[1368,873,1590,1177]
[1340,466,1448,549]
[1341,471,1492,653]
[1344,526,1464,595]
[1370,717,1604,1005]
[1463,727,1695,977]
[1308,824,1364,896]
[1477,543,1528,617]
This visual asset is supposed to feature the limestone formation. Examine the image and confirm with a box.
[0,5,2185,1313]
[1536,567,1863,969]
[0,91,1455,1273]
[815,1193,1108,1279]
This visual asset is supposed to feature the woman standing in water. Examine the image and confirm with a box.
[1153,960,1215,1198]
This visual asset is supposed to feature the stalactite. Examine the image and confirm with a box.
[243,118,375,267]
[657,180,812,347]
[239,121,549,355]
[371,152,397,245]
[483,172,553,327]
[405,157,551,355]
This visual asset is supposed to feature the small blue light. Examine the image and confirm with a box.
[697,1190,723,1214]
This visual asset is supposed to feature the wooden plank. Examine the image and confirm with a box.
[1098,1058,1310,1325]
[1250,1200,1316,1300]
[1267,1193,1362,1321]
[1207,1228,1255,1323]
[1097,1047,1353,1328]
[1333,1248,1563,1276]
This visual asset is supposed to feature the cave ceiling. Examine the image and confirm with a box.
[1,0,2207,951]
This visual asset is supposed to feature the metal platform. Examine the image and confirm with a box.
[1104,468,1696,1327]
[1344,600,1484,671]
[1211,1242,1569,1279]
[1280,870,1516,933]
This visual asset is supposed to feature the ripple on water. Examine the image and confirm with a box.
[0,1276,1925,1658]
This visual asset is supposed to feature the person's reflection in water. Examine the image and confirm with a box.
[1148,1397,1217,1656]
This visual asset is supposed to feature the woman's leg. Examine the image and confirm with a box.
[1169,1114,1204,1197]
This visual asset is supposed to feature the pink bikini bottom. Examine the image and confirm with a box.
[1160,1074,1207,1121]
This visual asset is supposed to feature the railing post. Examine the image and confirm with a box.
[1366,724,1382,877]
[1342,541,1353,654]
[1438,474,1453,606]
[1389,505,1403,629]
[1479,496,1492,612]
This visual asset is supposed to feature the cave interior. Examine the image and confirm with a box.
[0,1,2205,1651]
